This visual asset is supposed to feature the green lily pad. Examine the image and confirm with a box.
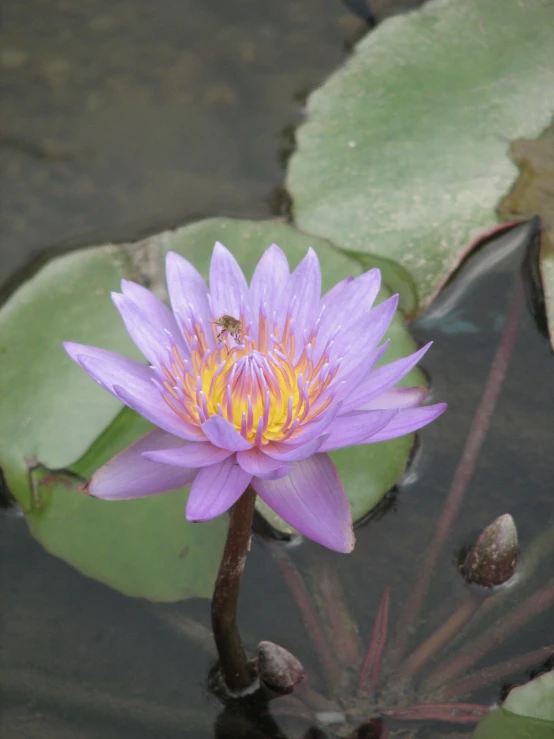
[0,247,139,508]
[503,669,554,721]
[28,461,227,603]
[497,123,554,349]
[287,0,554,314]
[473,670,554,739]
[0,216,426,597]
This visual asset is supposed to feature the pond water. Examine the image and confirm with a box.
[1,2,553,738]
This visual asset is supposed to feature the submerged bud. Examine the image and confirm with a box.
[257,641,305,695]
[462,514,519,588]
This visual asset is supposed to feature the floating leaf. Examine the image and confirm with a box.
[28,455,227,602]
[0,247,138,508]
[503,669,554,721]
[473,670,554,739]
[497,123,554,348]
[287,0,554,314]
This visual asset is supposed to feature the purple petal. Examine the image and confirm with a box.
[319,409,399,451]
[284,248,322,334]
[342,343,432,413]
[318,269,381,344]
[331,295,399,377]
[143,441,233,468]
[334,340,391,405]
[209,242,250,321]
[67,343,199,440]
[365,403,447,442]
[112,292,176,365]
[281,403,339,445]
[202,415,252,451]
[361,386,428,410]
[112,381,203,441]
[262,434,327,461]
[64,342,153,393]
[319,275,354,305]
[120,280,180,339]
[165,251,213,344]
[236,448,292,480]
[186,456,252,521]
[250,244,290,322]
[253,454,354,553]
[87,429,196,499]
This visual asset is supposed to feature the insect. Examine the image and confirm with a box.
[212,315,242,344]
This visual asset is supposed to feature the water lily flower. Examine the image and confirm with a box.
[64,243,445,553]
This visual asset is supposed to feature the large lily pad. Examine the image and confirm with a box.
[0,217,426,598]
[473,669,554,739]
[287,0,554,313]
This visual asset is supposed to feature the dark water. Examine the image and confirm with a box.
[2,2,553,738]
[0,0,419,286]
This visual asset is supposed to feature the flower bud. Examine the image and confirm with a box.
[462,514,519,588]
[257,641,305,695]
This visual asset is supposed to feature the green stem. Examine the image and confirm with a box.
[211,485,257,693]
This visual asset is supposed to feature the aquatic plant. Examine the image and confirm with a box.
[64,242,444,691]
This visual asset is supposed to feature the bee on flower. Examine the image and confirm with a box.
[212,314,243,344]
[64,242,445,553]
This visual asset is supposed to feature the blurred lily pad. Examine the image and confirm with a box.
[287,0,554,314]
[0,216,426,595]
[497,123,554,349]
[473,669,554,739]
[503,668,554,721]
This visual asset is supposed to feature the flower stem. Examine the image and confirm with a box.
[211,485,257,693]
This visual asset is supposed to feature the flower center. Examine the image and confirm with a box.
[160,310,337,444]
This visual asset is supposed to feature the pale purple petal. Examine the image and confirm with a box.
[361,386,429,410]
[334,340,391,406]
[319,409,399,451]
[209,242,251,321]
[202,415,252,451]
[341,343,432,413]
[253,454,355,553]
[319,275,353,305]
[318,268,381,343]
[112,382,203,441]
[365,403,447,442]
[236,448,292,480]
[87,429,196,499]
[64,342,153,394]
[186,456,252,521]
[143,441,233,468]
[284,248,322,334]
[120,280,180,339]
[262,434,327,461]
[250,244,290,321]
[165,251,213,344]
[66,344,195,440]
[112,292,176,365]
[281,403,339,445]
[330,295,399,377]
